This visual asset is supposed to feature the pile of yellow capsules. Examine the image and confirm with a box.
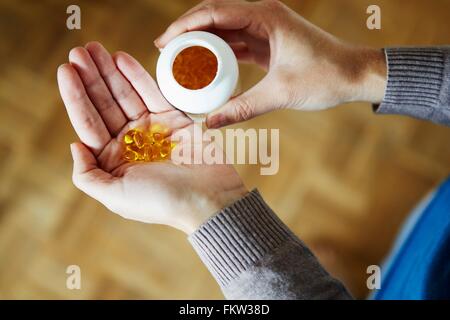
[123,125,175,162]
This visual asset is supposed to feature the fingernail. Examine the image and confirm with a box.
[207,114,227,129]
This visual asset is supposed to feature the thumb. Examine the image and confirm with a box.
[206,74,281,128]
[70,142,98,175]
[70,142,118,203]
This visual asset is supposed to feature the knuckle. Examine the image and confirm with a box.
[261,0,287,22]
[262,0,281,10]
[96,95,115,112]
[233,99,254,122]
[204,2,218,15]
[101,67,116,82]
[82,114,100,131]
[69,89,86,102]
[114,84,132,102]
[83,74,102,89]
[133,68,148,83]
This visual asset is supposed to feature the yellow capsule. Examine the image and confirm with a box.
[133,131,145,148]
[126,129,136,135]
[144,132,155,145]
[124,148,138,161]
[160,146,170,158]
[124,133,134,145]
[128,145,144,160]
[127,144,138,152]
[143,145,151,161]
[161,139,171,148]
[124,129,137,144]
[135,152,145,161]
[153,132,163,142]
[123,126,174,162]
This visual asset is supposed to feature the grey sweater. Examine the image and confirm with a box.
[189,47,450,299]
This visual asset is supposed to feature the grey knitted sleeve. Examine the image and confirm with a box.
[375,47,450,126]
[188,47,450,299]
[188,190,352,300]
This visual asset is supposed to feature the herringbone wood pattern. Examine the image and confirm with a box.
[0,0,449,299]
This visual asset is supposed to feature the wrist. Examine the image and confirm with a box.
[341,46,387,104]
[180,185,249,235]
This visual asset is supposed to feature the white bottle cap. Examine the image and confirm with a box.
[156,31,239,115]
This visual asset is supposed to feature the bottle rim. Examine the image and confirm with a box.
[156,31,239,115]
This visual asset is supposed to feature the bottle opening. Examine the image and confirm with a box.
[172,46,218,90]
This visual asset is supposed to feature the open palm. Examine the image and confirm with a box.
[57,42,246,234]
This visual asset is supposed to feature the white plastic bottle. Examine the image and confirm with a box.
[156,31,239,120]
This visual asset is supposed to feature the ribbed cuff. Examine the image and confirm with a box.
[188,189,298,287]
[375,47,447,123]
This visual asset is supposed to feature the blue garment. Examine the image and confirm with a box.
[374,177,450,300]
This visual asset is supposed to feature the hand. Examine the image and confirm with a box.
[57,42,247,234]
[155,0,387,128]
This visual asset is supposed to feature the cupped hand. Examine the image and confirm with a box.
[57,42,247,234]
[155,0,387,128]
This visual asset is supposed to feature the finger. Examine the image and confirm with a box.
[155,3,252,48]
[206,74,280,128]
[70,142,119,204]
[57,64,111,155]
[69,47,127,136]
[113,51,173,113]
[85,42,148,121]
[154,0,226,48]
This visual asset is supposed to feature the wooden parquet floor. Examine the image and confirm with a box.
[0,0,449,299]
